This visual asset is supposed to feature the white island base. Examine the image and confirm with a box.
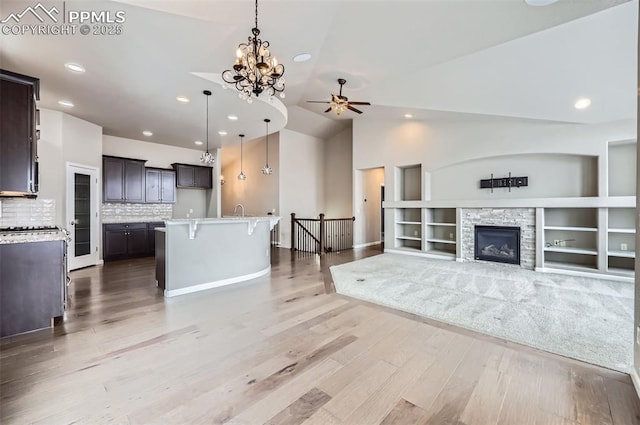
[155,216,280,297]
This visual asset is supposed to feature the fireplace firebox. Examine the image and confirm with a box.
[474,225,521,265]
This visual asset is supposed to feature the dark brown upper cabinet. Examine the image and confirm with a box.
[172,163,212,189]
[103,156,146,203]
[145,168,176,203]
[0,69,40,197]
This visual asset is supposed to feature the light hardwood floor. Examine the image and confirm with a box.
[1,247,639,425]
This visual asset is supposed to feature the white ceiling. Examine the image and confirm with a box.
[0,0,636,149]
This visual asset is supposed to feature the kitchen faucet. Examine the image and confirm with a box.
[233,204,245,217]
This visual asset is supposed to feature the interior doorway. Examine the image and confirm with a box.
[66,163,99,270]
[354,167,385,248]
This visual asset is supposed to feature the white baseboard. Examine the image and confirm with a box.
[96,260,104,265]
[631,367,640,401]
[536,266,634,283]
[163,266,270,297]
[353,241,382,249]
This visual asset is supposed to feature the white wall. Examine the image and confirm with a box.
[354,167,385,246]
[608,141,637,196]
[354,118,636,202]
[352,117,636,246]
[430,153,599,200]
[220,134,280,217]
[38,109,103,228]
[279,129,325,248]
[634,3,639,385]
[37,109,64,226]
[102,135,218,219]
[324,125,353,218]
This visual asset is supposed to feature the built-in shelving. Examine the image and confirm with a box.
[541,208,601,273]
[394,208,422,251]
[424,208,457,258]
[606,207,635,276]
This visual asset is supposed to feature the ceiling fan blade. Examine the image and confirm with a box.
[347,105,363,114]
[348,101,371,106]
[307,101,330,104]
[324,107,332,113]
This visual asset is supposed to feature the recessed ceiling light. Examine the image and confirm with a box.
[58,100,74,107]
[176,96,190,103]
[194,140,203,145]
[524,0,558,6]
[404,114,413,119]
[142,130,153,137]
[227,115,239,121]
[574,97,592,110]
[293,53,312,63]
[218,131,228,136]
[64,63,85,73]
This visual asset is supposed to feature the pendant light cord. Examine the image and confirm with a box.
[205,94,209,153]
[255,0,258,29]
[265,121,269,167]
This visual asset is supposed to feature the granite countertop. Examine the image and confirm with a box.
[0,230,68,245]
[102,218,169,224]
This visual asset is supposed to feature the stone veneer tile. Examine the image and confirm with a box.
[0,199,55,227]
[460,208,536,270]
[101,203,173,223]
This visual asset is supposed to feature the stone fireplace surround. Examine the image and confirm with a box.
[460,208,536,270]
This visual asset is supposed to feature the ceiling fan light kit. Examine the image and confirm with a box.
[307,78,371,116]
[221,0,285,101]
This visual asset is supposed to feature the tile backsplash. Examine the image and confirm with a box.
[102,203,173,223]
[0,198,56,228]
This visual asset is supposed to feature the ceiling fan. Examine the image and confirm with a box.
[307,78,371,115]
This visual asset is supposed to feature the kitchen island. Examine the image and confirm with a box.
[156,216,280,297]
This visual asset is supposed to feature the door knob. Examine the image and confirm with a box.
[70,220,76,226]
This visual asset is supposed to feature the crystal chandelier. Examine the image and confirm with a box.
[221,0,285,101]
[238,134,247,180]
[261,119,272,175]
[200,90,215,165]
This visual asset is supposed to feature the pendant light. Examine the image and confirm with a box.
[200,90,215,165]
[260,118,272,175]
[238,134,247,180]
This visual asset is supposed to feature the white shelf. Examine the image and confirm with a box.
[389,246,422,253]
[426,238,456,245]
[396,236,421,241]
[544,246,598,256]
[424,249,456,258]
[608,228,636,234]
[543,261,599,273]
[425,222,456,227]
[397,221,421,225]
[607,267,635,277]
[544,226,597,232]
[608,250,636,259]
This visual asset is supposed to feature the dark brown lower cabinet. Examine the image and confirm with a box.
[103,223,148,261]
[147,222,164,255]
[0,240,65,337]
[103,222,165,261]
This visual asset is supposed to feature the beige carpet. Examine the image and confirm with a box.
[331,254,634,372]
